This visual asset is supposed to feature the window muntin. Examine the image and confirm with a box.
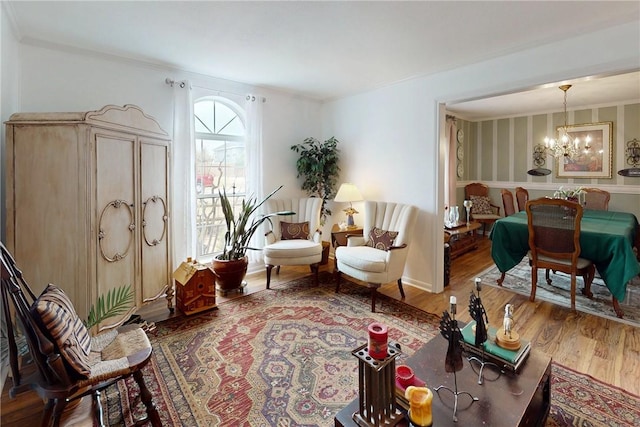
[193,97,246,259]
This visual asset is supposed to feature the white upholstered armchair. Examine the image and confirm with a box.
[263,198,323,288]
[335,201,418,312]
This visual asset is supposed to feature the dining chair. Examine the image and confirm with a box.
[0,242,161,427]
[582,188,610,210]
[464,182,501,235]
[515,187,529,212]
[525,198,595,311]
[263,197,323,288]
[501,189,516,217]
[335,201,418,312]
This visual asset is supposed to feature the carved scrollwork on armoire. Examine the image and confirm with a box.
[142,195,168,247]
[98,200,135,262]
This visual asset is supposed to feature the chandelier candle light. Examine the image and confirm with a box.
[543,85,592,159]
[334,183,363,229]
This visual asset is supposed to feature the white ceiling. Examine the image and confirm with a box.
[4,1,640,118]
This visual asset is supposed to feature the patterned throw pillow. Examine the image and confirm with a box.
[470,195,494,215]
[31,284,92,378]
[366,227,399,251]
[280,221,310,240]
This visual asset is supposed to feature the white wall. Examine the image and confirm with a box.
[1,3,21,244]
[1,38,323,236]
[322,21,640,294]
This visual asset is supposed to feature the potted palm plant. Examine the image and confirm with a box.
[85,284,134,330]
[212,185,293,292]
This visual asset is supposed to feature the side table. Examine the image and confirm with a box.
[331,224,364,271]
[444,222,481,259]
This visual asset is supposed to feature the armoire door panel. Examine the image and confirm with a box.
[140,140,171,303]
[95,132,137,322]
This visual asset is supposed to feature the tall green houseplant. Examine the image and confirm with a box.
[217,185,293,260]
[290,136,340,225]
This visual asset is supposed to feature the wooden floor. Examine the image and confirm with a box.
[2,236,639,425]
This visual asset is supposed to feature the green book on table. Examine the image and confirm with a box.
[461,321,529,365]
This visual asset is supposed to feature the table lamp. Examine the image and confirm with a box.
[334,183,363,229]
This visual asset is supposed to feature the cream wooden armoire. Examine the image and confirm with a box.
[5,104,173,331]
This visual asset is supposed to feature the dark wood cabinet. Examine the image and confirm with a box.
[444,222,481,259]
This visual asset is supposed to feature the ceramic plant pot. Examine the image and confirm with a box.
[212,256,248,293]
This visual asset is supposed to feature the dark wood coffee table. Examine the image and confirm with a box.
[335,329,551,427]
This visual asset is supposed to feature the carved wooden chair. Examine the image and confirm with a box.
[515,187,529,212]
[1,242,161,427]
[525,198,595,311]
[583,188,610,210]
[464,182,501,235]
[501,189,516,217]
[335,201,418,312]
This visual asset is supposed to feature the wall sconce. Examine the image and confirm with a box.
[618,138,640,177]
[334,183,363,228]
[527,144,551,176]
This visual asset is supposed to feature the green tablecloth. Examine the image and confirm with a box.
[490,210,640,302]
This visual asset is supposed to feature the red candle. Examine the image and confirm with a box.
[368,322,388,359]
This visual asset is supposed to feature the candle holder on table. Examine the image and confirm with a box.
[435,296,479,422]
[351,329,403,427]
[467,278,502,384]
[463,200,473,226]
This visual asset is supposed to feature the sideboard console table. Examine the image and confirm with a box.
[444,222,481,259]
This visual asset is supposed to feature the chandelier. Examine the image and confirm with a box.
[543,85,591,159]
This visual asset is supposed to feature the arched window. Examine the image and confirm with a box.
[193,96,246,259]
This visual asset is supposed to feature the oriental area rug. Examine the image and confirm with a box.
[103,272,640,426]
[480,259,640,328]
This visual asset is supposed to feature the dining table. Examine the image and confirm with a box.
[490,209,640,317]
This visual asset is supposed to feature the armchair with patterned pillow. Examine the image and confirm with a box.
[334,201,418,312]
[465,182,501,235]
[263,198,324,288]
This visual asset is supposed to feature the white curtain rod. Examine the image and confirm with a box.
[164,77,187,88]
[166,77,266,102]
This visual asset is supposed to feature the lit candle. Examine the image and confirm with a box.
[475,278,482,292]
[405,386,433,427]
[449,295,457,316]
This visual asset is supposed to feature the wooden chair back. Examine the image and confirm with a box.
[525,198,595,311]
[526,198,582,261]
[501,189,516,216]
[1,243,73,397]
[515,187,529,212]
[583,188,610,210]
[465,182,490,198]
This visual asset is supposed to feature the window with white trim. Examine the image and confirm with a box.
[193,96,246,259]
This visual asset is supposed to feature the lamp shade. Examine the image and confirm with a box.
[334,183,363,202]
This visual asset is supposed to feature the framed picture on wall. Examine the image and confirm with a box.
[556,122,613,179]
